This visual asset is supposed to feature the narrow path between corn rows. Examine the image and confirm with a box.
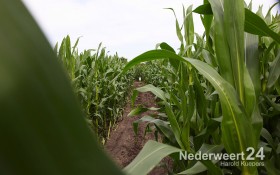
[105,81,171,175]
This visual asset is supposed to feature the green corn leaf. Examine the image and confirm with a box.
[127,106,149,117]
[193,72,208,124]
[0,1,123,174]
[195,118,221,146]
[200,13,213,49]
[169,92,181,109]
[160,42,180,70]
[165,102,185,149]
[245,33,261,97]
[132,121,139,135]
[193,3,213,15]
[179,84,189,126]
[243,59,262,143]
[135,116,176,144]
[243,66,257,117]
[165,8,184,44]
[245,8,280,44]
[261,128,276,150]
[59,38,66,59]
[159,42,176,53]
[131,89,139,107]
[124,140,181,175]
[136,84,167,101]
[194,3,280,44]
[266,2,279,20]
[208,0,234,86]
[267,51,280,89]
[264,96,280,112]
[121,50,186,74]
[65,35,71,60]
[224,0,245,104]
[72,36,81,55]
[184,5,194,49]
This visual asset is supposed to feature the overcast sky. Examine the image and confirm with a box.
[22,0,278,59]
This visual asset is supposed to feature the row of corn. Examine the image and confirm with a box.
[56,36,134,143]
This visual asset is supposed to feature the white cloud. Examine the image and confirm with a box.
[22,0,278,59]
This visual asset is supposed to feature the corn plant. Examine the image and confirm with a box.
[122,1,280,174]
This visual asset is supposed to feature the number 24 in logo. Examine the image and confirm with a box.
[246,147,265,160]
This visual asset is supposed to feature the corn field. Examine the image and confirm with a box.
[1,0,280,175]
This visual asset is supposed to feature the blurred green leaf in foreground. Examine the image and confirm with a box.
[0,0,124,174]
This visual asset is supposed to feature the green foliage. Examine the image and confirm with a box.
[133,60,168,87]
[57,36,134,143]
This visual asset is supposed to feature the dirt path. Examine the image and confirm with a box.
[105,81,170,175]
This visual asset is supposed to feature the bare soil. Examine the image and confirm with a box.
[105,81,171,175]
